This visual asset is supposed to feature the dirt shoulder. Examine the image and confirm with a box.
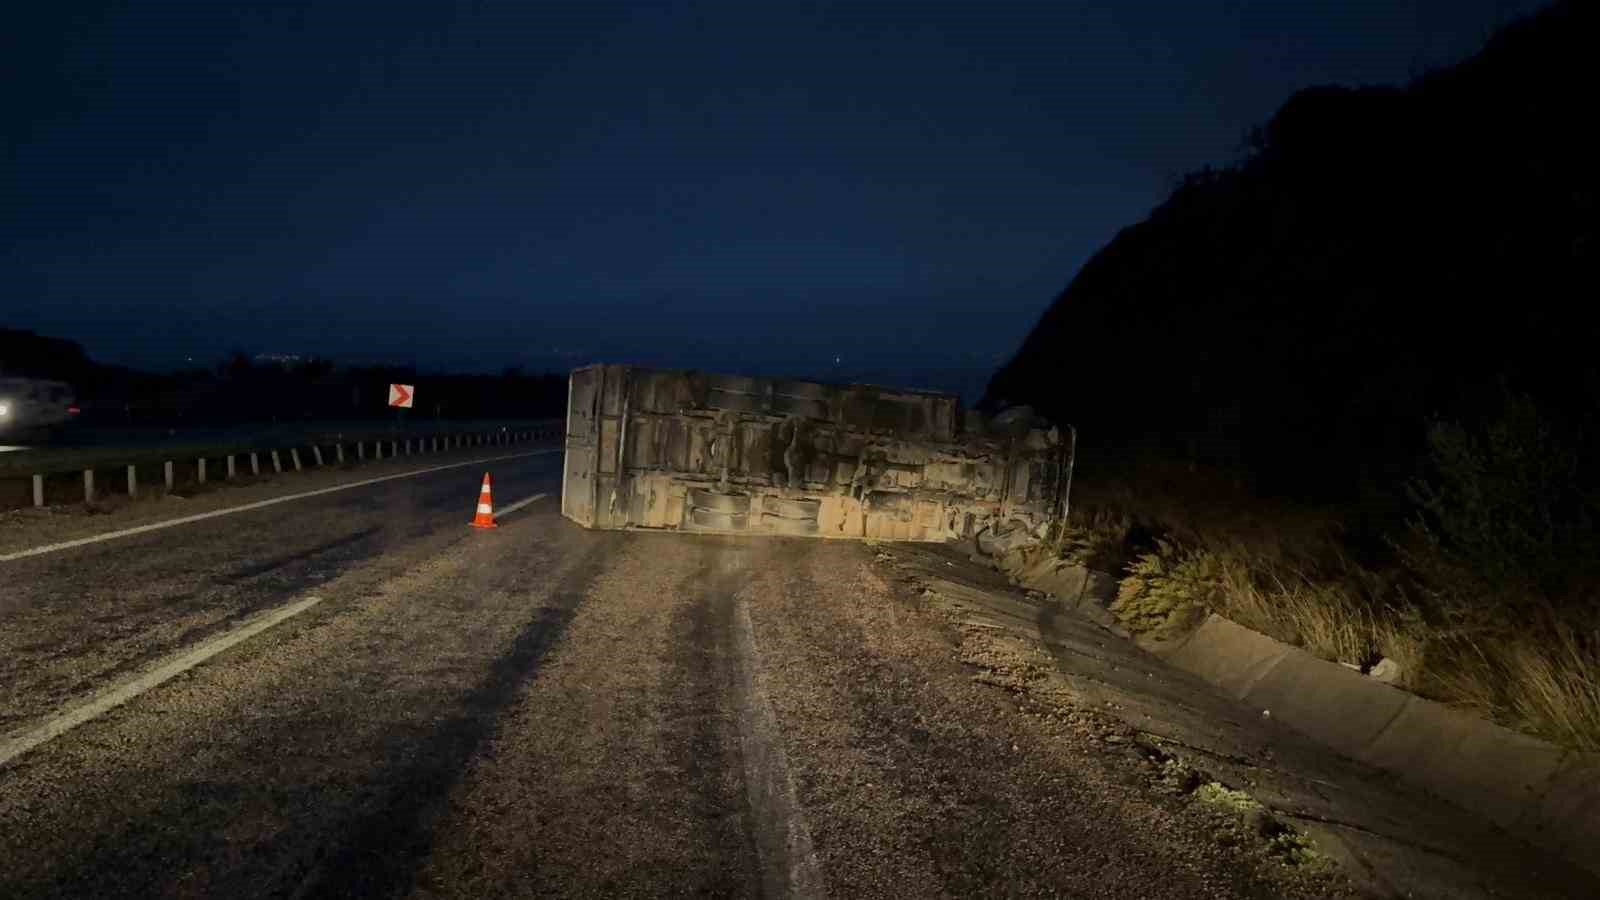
[743,538,1357,899]
[881,542,1600,899]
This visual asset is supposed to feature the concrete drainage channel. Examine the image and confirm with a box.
[1001,556,1600,878]
[4,423,565,511]
[1155,613,1600,871]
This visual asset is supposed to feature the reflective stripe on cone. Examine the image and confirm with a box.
[470,472,497,528]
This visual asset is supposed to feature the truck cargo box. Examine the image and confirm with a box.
[561,364,1067,542]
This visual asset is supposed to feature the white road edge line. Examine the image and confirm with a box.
[0,594,325,769]
[493,492,549,519]
[0,449,561,563]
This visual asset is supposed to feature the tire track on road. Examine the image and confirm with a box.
[719,541,828,900]
[0,507,599,899]
[290,532,621,900]
[410,534,816,898]
[0,455,560,730]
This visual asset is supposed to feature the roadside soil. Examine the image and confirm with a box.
[415,534,1355,899]
[10,512,1576,897]
[741,538,1354,899]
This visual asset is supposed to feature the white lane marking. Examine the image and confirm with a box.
[0,594,325,769]
[0,449,561,563]
[493,492,549,519]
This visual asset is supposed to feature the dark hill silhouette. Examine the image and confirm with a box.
[986,0,1596,511]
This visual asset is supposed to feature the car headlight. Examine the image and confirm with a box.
[0,401,11,419]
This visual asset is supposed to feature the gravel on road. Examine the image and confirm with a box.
[6,495,1578,898]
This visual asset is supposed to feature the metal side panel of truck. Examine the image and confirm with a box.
[560,364,1066,542]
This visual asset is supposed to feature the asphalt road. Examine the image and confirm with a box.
[0,453,1589,898]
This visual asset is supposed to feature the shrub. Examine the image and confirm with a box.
[1400,390,1600,633]
[1111,541,1221,643]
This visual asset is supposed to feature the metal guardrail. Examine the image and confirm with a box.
[2,421,565,511]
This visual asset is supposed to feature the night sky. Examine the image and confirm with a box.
[4,1,1541,402]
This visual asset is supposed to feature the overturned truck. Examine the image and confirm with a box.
[561,364,1070,544]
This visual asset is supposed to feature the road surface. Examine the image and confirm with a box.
[0,446,1592,898]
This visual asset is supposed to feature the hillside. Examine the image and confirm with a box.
[986,0,1596,510]
[983,1,1600,751]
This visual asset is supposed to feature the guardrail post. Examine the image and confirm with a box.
[198,459,207,484]
[127,465,137,498]
[226,455,236,479]
[164,460,175,491]
[271,450,282,473]
[250,452,260,476]
[32,474,44,508]
[83,469,95,504]
[390,440,399,458]
[358,441,366,460]
[405,439,412,455]
[336,444,345,464]
[312,445,324,466]
[290,448,302,471]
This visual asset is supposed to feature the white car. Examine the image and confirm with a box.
[0,377,79,440]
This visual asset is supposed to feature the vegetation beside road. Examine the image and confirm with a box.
[989,3,1599,752]
[1046,397,1600,752]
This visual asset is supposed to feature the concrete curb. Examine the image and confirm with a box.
[995,554,1600,874]
[1155,614,1600,874]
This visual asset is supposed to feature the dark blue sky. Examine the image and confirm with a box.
[3,0,1540,401]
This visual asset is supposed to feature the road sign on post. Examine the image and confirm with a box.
[388,384,415,408]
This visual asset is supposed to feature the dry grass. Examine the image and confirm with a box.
[1423,626,1600,752]
[1066,463,1600,752]
[1109,540,1218,644]
[1045,505,1134,572]
[1108,535,1389,669]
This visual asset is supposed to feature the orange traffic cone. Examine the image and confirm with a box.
[470,472,498,528]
